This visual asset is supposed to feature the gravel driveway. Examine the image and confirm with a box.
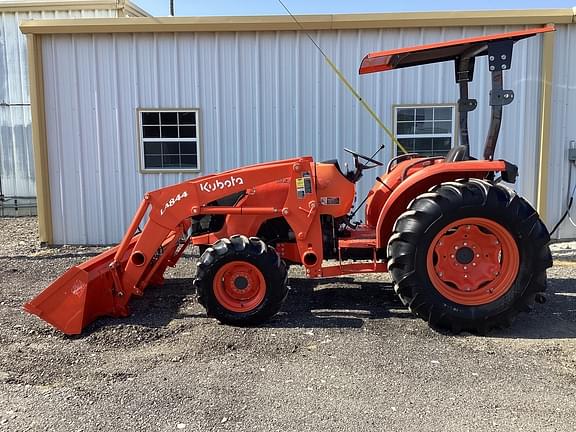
[1,217,575,431]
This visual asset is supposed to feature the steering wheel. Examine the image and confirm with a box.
[343,148,383,183]
[344,148,383,168]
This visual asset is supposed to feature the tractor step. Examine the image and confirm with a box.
[338,237,376,249]
[338,225,377,249]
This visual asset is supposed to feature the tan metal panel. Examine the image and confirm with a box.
[26,34,52,244]
[536,29,555,224]
[0,0,149,16]
[20,9,576,34]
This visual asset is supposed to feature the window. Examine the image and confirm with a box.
[394,105,455,156]
[139,109,200,171]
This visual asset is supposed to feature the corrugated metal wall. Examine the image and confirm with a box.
[41,25,545,244]
[0,8,116,199]
[548,24,576,240]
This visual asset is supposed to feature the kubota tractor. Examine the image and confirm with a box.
[25,27,553,335]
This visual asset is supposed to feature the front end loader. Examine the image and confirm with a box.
[25,27,553,335]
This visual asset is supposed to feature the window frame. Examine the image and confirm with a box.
[392,104,458,157]
[137,108,202,173]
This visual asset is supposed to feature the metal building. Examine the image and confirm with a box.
[18,8,576,244]
[0,0,148,215]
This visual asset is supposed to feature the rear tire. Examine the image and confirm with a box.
[387,179,552,333]
[195,235,288,325]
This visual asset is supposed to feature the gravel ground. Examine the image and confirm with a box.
[1,217,576,431]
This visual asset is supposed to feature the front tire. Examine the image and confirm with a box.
[195,235,288,325]
[387,179,552,333]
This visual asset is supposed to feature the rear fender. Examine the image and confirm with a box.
[375,159,509,249]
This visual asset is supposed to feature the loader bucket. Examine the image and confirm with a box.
[24,241,135,335]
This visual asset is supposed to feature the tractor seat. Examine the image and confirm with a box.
[445,145,469,162]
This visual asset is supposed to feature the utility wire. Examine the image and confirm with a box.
[550,162,576,236]
[277,0,408,155]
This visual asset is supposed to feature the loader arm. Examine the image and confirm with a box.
[25,157,325,334]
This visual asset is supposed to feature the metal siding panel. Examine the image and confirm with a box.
[216,33,238,165]
[236,32,258,167]
[549,24,576,239]
[44,26,544,244]
[0,8,117,201]
[101,33,138,244]
[196,32,219,175]
[48,34,84,243]
[1,11,34,197]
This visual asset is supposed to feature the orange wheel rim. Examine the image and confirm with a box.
[426,217,520,306]
[213,261,266,313]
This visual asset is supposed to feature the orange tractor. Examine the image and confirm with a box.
[25,27,553,335]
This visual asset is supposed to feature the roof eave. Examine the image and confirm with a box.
[19,8,576,35]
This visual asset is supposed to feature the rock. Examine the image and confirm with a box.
[176,423,186,429]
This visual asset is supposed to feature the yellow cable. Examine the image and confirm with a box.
[276,0,408,155]
[323,57,409,155]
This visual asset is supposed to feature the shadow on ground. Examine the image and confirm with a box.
[82,275,576,339]
[266,277,408,329]
[82,276,404,335]
[489,277,576,339]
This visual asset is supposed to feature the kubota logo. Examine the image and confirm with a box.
[199,175,244,193]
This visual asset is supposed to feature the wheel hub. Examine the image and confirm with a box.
[213,262,267,312]
[455,246,474,264]
[426,218,520,305]
[233,276,249,290]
